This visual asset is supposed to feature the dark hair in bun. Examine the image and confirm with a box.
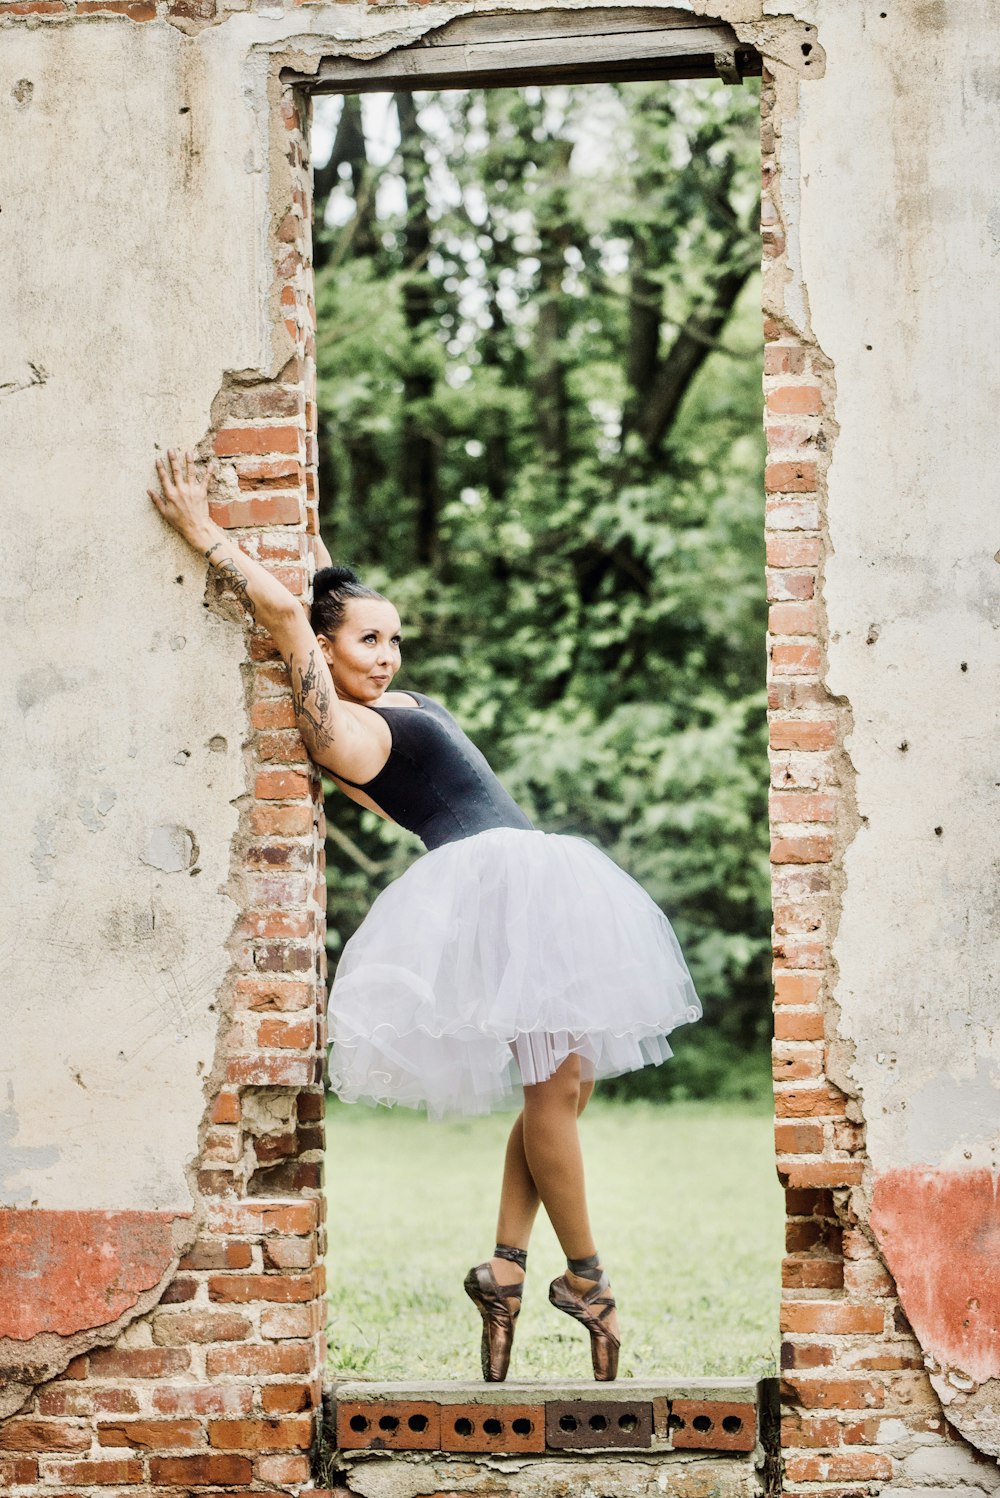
[311,563,386,638]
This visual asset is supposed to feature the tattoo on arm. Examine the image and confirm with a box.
[204,541,223,562]
[292,649,336,752]
[214,558,256,621]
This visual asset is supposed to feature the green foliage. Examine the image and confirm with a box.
[314,80,769,1095]
[325,1094,783,1380]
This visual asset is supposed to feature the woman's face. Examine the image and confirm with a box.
[320,597,403,704]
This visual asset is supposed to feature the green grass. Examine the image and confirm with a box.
[324,1095,783,1383]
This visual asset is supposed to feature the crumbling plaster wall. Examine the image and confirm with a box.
[775,0,1000,1449]
[1,0,999,1487]
[1,19,275,1397]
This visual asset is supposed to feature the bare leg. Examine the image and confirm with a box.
[491,1070,595,1290]
[492,1057,617,1343]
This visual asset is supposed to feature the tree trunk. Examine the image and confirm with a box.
[394,92,440,570]
[313,95,377,271]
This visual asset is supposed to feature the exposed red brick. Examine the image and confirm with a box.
[250,804,314,836]
[764,346,807,376]
[771,642,822,675]
[239,910,313,941]
[87,1347,192,1379]
[97,1418,204,1449]
[774,1011,825,1043]
[775,1120,825,1153]
[772,1042,824,1081]
[781,1414,841,1447]
[208,1269,321,1305]
[152,1310,253,1346]
[257,1016,315,1049]
[76,0,156,12]
[234,977,314,1013]
[769,719,837,751]
[782,1256,845,1289]
[766,497,821,531]
[781,1341,835,1369]
[0,1419,91,1452]
[257,1452,313,1484]
[767,569,814,602]
[255,769,310,801]
[261,1383,312,1414]
[783,1375,885,1410]
[0,1458,37,1485]
[786,1229,840,1265]
[42,1458,144,1485]
[769,601,819,636]
[235,457,304,491]
[256,729,309,764]
[769,791,836,825]
[179,1239,252,1271]
[784,1451,893,1482]
[225,1055,315,1086]
[767,385,823,415]
[213,425,302,457]
[206,1343,314,1377]
[775,1085,849,1119]
[205,1200,317,1235]
[766,533,821,568]
[778,1161,865,1189]
[151,1385,254,1417]
[207,1416,312,1450]
[148,1453,254,1484]
[251,697,298,730]
[774,972,822,1005]
[772,938,826,969]
[210,494,304,529]
[210,1090,241,1126]
[781,1302,886,1335]
[765,460,817,493]
[296,1091,325,1122]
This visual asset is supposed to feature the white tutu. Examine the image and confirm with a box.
[326,827,702,1119]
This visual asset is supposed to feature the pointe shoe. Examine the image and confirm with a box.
[463,1243,526,1383]
[548,1251,620,1382]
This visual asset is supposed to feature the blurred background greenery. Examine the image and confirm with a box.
[312,76,768,1101]
[325,1094,783,1381]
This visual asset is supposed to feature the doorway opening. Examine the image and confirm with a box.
[298,14,782,1386]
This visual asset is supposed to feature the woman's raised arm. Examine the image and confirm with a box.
[148,447,361,767]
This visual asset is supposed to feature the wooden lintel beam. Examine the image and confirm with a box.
[284,9,760,95]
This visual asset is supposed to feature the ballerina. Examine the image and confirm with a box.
[149,447,702,1382]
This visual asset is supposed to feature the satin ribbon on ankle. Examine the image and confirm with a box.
[494,1242,528,1270]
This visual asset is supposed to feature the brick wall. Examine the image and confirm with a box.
[759,63,980,1496]
[4,7,994,1497]
[0,83,330,1496]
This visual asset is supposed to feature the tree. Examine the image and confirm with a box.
[312,79,769,1098]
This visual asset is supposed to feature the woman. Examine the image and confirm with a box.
[149,447,702,1383]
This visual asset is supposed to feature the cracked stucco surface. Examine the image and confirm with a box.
[789,0,1000,1182]
[0,22,260,1213]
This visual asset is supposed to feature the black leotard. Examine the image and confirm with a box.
[332,691,534,852]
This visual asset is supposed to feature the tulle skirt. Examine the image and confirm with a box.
[326,827,702,1119]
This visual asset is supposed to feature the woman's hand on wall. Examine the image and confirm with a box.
[148,448,217,551]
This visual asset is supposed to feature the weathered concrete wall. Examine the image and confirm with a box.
[776,0,1000,1454]
[1,0,998,1493]
[1,20,259,1388]
[761,0,1000,1486]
